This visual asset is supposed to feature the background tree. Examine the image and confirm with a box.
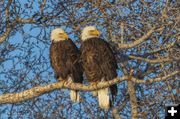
[0,0,179,118]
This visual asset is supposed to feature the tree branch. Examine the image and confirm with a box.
[128,81,138,119]
[118,26,156,49]
[0,70,179,104]
[0,0,12,44]
[146,41,175,55]
[128,55,173,63]
[0,26,11,44]
[0,17,36,44]
[131,70,179,84]
[112,108,122,119]
[16,18,36,24]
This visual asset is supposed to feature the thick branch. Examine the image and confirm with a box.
[0,18,19,44]
[0,27,11,44]
[0,70,179,104]
[0,76,127,104]
[128,81,138,119]
[0,0,12,44]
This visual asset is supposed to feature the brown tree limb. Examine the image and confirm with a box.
[145,42,175,56]
[0,17,36,44]
[0,26,12,44]
[0,71,179,104]
[118,26,156,49]
[131,70,179,84]
[16,18,36,24]
[128,81,138,119]
[128,55,173,63]
[126,68,138,119]
[120,22,124,43]
[112,108,122,119]
[0,0,12,44]
[0,76,127,104]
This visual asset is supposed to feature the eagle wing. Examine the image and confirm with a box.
[81,38,118,96]
[50,39,83,83]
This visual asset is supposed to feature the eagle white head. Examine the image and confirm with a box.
[51,28,68,42]
[81,26,100,41]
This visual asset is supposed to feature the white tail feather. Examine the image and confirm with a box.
[98,88,110,109]
[70,90,80,102]
[68,77,80,102]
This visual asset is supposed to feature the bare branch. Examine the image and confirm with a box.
[0,0,12,44]
[128,81,138,119]
[0,26,11,43]
[0,21,16,44]
[120,22,124,43]
[118,26,156,49]
[0,70,179,104]
[0,76,127,104]
[128,55,173,63]
[16,18,36,24]
[112,108,122,119]
[131,70,179,84]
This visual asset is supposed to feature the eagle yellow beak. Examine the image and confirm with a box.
[63,33,68,39]
[59,33,68,39]
[89,30,100,37]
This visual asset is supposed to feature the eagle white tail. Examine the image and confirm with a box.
[70,90,80,102]
[98,88,110,109]
[68,77,80,102]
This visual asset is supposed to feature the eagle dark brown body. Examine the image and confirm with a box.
[50,38,83,84]
[80,38,118,100]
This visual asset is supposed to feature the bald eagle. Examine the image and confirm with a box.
[50,28,83,102]
[80,26,118,109]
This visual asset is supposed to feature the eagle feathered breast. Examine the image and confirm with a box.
[81,38,118,102]
[50,38,83,83]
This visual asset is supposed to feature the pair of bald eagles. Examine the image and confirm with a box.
[50,26,118,110]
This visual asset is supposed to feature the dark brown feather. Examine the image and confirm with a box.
[50,38,83,83]
[80,38,118,98]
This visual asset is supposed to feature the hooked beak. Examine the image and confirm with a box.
[89,30,100,37]
[59,33,68,39]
